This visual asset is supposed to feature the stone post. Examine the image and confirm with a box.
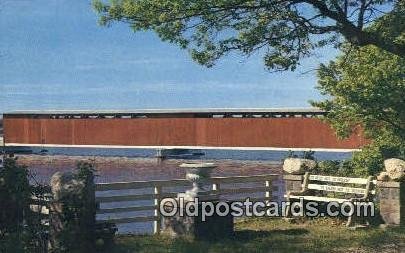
[282,158,316,218]
[377,181,405,226]
[162,163,234,239]
[377,158,405,227]
[283,174,304,194]
[49,171,96,252]
[282,158,316,196]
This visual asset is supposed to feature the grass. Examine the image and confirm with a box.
[109,218,405,253]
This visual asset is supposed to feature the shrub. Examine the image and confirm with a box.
[0,156,49,252]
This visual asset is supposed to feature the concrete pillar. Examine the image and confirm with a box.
[283,174,304,195]
[161,162,234,239]
[282,158,315,197]
[377,181,405,226]
[282,158,315,218]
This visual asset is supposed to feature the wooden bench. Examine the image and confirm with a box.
[285,172,376,226]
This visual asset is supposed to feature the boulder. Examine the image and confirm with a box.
[384,158,405,181]
[283,158,316,174]
[377,171,390,181]
[50,171,85,201]
[49,171,96,251]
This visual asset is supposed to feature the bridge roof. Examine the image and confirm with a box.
[3,108,325,119]
[4,107,323,115]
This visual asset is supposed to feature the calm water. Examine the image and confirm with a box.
[25,147,353,161]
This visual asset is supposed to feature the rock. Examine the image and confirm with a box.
[50,171,85,201]
[384,159,405,181]
[377,171,390,181]
[283,158,316,174]
[49,171,96,251]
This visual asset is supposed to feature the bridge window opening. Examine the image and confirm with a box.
[3,108,329,122]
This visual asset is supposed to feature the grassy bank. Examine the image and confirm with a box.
[109,218,405,253]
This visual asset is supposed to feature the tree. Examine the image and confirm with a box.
[313,45,404,141]
[93,0,404,71]
[311,20,405,176]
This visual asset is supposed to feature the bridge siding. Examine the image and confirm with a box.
[3,117,366,149]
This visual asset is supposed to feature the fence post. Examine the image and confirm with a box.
[265,180,272,205]
[212,182,220,192]
[154,185,162,234]
[212,180,221,201]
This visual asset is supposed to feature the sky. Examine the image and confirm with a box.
[0,0,339,114]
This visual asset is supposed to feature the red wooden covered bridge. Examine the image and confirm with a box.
[2,108,366,151]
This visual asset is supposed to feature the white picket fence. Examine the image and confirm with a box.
[95,174,282,234]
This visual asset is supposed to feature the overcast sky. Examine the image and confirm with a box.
[0,0,338,113]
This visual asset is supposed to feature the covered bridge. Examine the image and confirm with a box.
[2,108,366,151]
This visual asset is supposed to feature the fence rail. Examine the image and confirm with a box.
[95,174,281,234]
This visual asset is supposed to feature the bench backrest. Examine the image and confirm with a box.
[303,172,376,198]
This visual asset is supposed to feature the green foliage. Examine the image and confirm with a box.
[0,157,30,232]
[0,159,104,253]
[315,160,355,177]
[285,150,315,160]
[349,133,405,176]
[0,156,50,253]
[285,150,298,159]
[312,13,405,177]
[313,46,405,141]
[93,0,404,71]
[302,151,315,160]
[76,160,96,188]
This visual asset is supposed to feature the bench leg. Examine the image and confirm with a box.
[345,201,356,227]
[284,196,292,218]
[284,197,301,221]
[346,211,370,229]
[346,213,354,227]
[346,202,369,228]
[283,200,296,223]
